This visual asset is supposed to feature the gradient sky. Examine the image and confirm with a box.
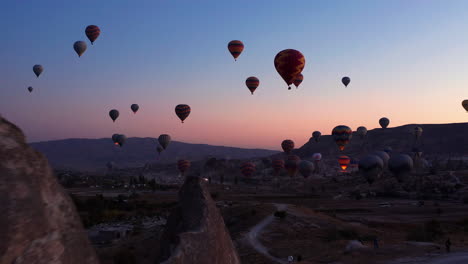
[2,0,468,150]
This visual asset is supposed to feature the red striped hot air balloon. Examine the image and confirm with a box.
[274,49,305,90]
[272,159,285,175]
[281,139,295,154]
[240,162,256,177]
[332,125,353,151]
[293,73,304,88]
[285,155,300,177]
[85,25,101,45]
[228,40,244,61]
[338,155,351,171]
[175,104,191,123]
[177,160,191,176]
[245,76,259,95]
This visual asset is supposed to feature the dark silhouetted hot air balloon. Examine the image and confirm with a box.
[175,104,191,123]
[388,154,413,182]
[312,153,322,161]
[131,104,139,114]
[413,126,423,140]
[372,151,390,168]
[293,73,304,88]
[299,160,314,178]
[33,65,43,78]
[106,161,115,170]
[274,49,305,90]
[116,134,127,147]
[281,139,295,154]
[462,100,468,112]
[412,147,423,158]
[177,160,191,176]
[245,76,259,95]
[28,86,33,93]
[379,117,389,129]
[228,40,244,61]
[112,134,119,145]
[85,25,100,45]
[285,155,300,177]
[338,155,351,171]
[109,109,119,122]
[158,134,171,150]
[359,154,384,185]
[383,146,393,154]
[73,41,87,57]
[272,159,285,176]
[356,126,367,139]
[240,162,256,177]
[157,145,164,155]
[332,125,352,151]
[312,131,321,142]
[342,77,350,87]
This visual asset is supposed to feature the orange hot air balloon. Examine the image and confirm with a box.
[338,155,351,171]
[245,76,259,95]
[293,73,303,88]
[228,40,244,61]
[332,125,353,151]
[274,49,305,90]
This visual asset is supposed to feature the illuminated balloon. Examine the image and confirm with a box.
[312,131,321,142]
[33,65,43,78]
[293,73,304,88]
[175,104,191,123]
[379,117,390,129]
[281,139,295,154]
[116,134,127,147]
[285,155,300,177]
[131,104,139,114]
[240,162,256,177]
[28,86,33,93]
[73,41,87,57]
[177,160,191,176]
[245,76,259,95]
[342,77,350,87]
[338,155,351,171]
[332,125,352,151]
[274,49,305,90]
[112,134,119,145]
[158,134,171,150]
[356,126,367,139]
[109,109,119,122]
[272,159,285,176]
[228,40,244,61]
[85,25,101,44]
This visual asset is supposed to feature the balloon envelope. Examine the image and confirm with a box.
[388,154,413,182]
[342,77,351,87]
[299,160,314,178]
[109,109,119,122]
[274,49,305,90]
[85,25,101,44]
[240,162,256,177]
[281,139,295,154]
[379,117,390,129]
[245,76,259,95]
[33,65,43,78]
[175,104,191,123]
[158,134,171,150]
[73,41,87,57]
[293,73,304,88]
[338,155,351,171]
[359,154,384,184]
[332,125,352,151]
[312,131,321,142]
[131,104,139,114]
[228,40,244,60]
[28,86,33,93]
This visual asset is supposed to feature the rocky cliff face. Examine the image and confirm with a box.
[0,115,99,264]
[159,176,241,264]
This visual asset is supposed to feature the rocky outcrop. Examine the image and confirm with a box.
[0,116,99,264]
[159,176,241,264]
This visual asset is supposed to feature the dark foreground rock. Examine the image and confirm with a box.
[159,176,241,264]
[0,116,99,264]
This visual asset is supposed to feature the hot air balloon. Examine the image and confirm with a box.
[412,147,423,158]
[285,155,300,177]
[281,139,295,154]
[107,161,115,170]
[272,159,285,176]
[112,134,119,145]
[379,117,390,129]
[177,160,191,176]
[158,134,171,150]
[356,126,367,139]
[293,73,304,88]
[274,49,305,90]
[383,146,393,154]
[462,100,468,112]
[342,77,351,87]
[240,162,256,177]
[413,126,423,140]
[332,125,352,151]
[109,109,119,122]
[338,155,351,171]
[33,65,43,78]
[131,104,139,114]
[157,145,164,155]
[85,25,101,45]
[116,134,127,147]
[312,153,322,161]
[312,131,321,142]
[73,41,87,57]
[359,154,384,185]
[28,86,33,93]
[245,76,259,95]
[299,160,314,178]
[388,154,413,182]
[228,40,244,61]
[372,151,390,168]
[175,104,191,123]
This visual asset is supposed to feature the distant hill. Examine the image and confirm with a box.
[294,123,468,159]
[30,138,279,171]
